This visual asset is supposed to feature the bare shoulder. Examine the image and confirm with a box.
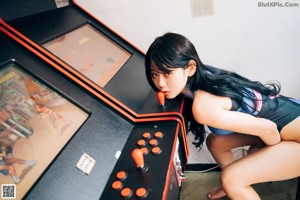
[193,90,232,110]
[192,90,232,123]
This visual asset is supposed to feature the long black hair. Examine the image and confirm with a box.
[145,32,281,149]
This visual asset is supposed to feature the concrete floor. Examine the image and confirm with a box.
[180,171,298,200]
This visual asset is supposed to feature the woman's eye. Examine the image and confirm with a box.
[165,72,172,76]
[151,73,157,78]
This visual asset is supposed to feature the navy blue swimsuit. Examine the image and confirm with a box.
[208,89,300,136]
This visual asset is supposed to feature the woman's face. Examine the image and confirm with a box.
[150,65,193,99]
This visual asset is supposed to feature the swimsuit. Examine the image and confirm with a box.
[208,89,300,136]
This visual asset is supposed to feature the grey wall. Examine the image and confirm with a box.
[74,0,300,98]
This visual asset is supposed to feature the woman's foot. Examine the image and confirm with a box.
[207,187,226,199]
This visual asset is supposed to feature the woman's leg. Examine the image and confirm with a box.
[280,117,300,142]
[206,133,264,168]
[206,133,264,199]
[221,141,300,200]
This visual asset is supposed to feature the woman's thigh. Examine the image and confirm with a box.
[280,116,300,142]
[207,133,263,151]
[222,141,300,186]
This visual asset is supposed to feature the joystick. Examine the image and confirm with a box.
[131,149,148,173]
[156,92,165,108]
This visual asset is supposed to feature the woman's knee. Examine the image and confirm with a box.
[220,168,232,188]
[221,168,261,200]
[220,166,242,193]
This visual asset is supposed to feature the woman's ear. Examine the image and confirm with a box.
[187,60,197,77]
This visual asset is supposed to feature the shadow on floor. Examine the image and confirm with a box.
[180,171,298,200]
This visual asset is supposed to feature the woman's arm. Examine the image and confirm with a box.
[192,91,281,145]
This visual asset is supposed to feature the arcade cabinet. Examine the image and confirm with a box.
[0,1,189,199]
[1,1,299,200]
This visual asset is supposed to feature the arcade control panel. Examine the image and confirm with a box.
[100,93,186,200]
[100,122,184,200]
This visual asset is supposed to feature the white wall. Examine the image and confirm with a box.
[75,0,300,98]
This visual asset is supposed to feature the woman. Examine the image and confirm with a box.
[145,32,300,200]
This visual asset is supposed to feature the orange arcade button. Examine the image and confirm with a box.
[111,180,123,190]
[116,171,127,180]
[142,132,151,139]
[149,139,158,146]
[120,187,133,198]
[136,187,148,198]
[151,147,162,155]
[140,147,149,155]
[137,139,146,147]
[154,131,164,138]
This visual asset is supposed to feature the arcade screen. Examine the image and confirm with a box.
[43,24,132,87]
[0,61,89,198]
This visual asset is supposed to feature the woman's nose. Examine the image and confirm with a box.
[157,74,167,88]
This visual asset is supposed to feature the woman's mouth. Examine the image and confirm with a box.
[163,91,170,95]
